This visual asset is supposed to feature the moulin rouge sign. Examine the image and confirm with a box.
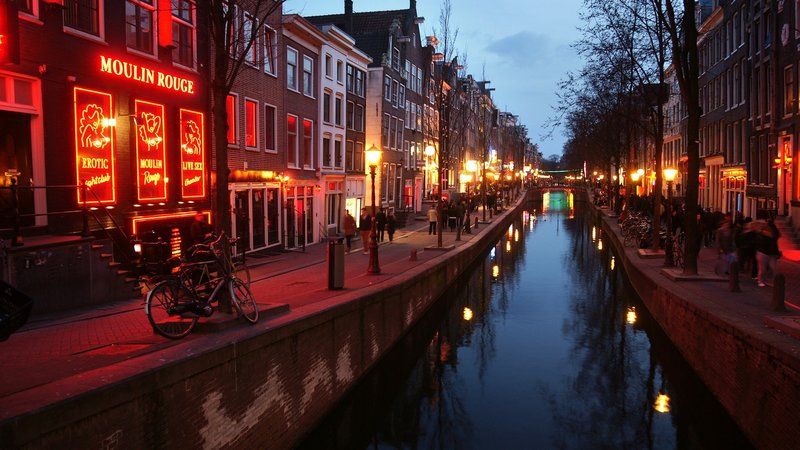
[74,87,116,204]
[99,55,195,94]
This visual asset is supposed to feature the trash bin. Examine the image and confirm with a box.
[327,237,345,290]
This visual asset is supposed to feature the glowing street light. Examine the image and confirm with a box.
[663,167,678,268]
[366,145,382,274]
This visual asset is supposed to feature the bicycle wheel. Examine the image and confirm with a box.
[229,277,258,323]
[233,260,251,285]
[146,279,198,339]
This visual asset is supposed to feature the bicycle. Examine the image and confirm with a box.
[144,232,258,339]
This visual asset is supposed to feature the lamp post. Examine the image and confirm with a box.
[366,145,382,274]
[663,168,677,267]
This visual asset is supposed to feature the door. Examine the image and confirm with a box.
[234,190,250,253]
[286,198,296,248]
[252,188,266,249]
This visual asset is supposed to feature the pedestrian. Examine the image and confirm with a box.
[737,218,759,279]
[358,207,372,254]
[387,209,396,242]
[342,210,357,252]
[715,216,737,275]
[427,204,438,235]
[376,207,387,242]
[755,219,781,287]
[189,212,211,244]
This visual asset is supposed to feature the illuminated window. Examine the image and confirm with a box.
[245,98,257,148]
[287,115,298,167]
[264,104,276,152]
[64,0,101,37]
[126,0,154,54]
[263,27,276,75]
[172,0,195,68]
[303,119,313,168]
[226,94,238,145]
[302,55,313,96]
[287,47,298,90]
[18,0,37,16]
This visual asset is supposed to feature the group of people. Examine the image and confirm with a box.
[714,214,781,287]
[341,207,397,254]
[426,200,472,235]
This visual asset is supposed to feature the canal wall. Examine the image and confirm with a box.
[595,205,800,450]
[0,198,529,450]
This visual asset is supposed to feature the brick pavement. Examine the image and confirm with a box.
[0,208,501,407]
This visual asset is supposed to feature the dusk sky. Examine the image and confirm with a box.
[284,0,584,158]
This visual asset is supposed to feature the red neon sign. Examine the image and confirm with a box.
[74,87,116,204]
[99,55,195,94]
[135,100,167,201]
[180,109,206,199]
[0,0,19,65]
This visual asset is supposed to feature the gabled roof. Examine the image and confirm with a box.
[306,9,412,67]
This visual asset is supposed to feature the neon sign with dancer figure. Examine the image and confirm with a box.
[74,87,116,204]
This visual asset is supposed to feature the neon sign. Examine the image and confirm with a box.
[180,109,206,199]
[100,55,195,94]
[135,100,167,201]
[0,0,20,65]
[74,87,116,204]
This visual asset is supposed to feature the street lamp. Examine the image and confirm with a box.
[365,145,382,274]
[663,167,678,267]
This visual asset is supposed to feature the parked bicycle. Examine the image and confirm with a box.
[144,232,258,339]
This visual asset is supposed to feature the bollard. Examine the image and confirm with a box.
[771,274,786,312]
[409,249,418,261]
[728,261,741,293]
[474,216,479,230]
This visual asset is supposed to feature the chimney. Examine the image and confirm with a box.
[410,0,417,12]
[345,0,353,34]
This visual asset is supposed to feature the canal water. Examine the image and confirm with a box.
[298,191,753,450]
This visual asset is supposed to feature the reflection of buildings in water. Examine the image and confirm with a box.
[541,190,574,215]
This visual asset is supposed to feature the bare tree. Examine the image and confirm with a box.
[203,0,285,234]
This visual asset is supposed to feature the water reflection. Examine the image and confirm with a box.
[299,192,752,450]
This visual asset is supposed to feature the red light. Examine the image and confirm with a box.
[74,87,116,205]
[135,100,167,202]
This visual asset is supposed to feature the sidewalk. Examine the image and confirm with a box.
[0,207,502,410]
[597,205,800,338]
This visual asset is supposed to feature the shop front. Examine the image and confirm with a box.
[283,182,316,249]
[229,170,282,253]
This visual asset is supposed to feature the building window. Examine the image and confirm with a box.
[325,54,333,78]
[303,56,314,96]
[398,120,404,149]
[337,60,344,83]
[382,114,390,148]
[355,142,364,173]
[323,92,332,123]
[392,46,400,71]
[245,99,258,148]
[263,27,277,75]
[335,96,343,126]
[323,136,331,167]
[335,139,343,168]
[784,65,794,117]
[64,0,101,37]
[287,115,298,167]
[392,80,399,107]
[346,101,354,130]
[287,47,298,90]
[355,70,365,96]
[390,116,397,149]
[243,13,257,66]
[346,140,355,170]
[172,0,195,68]
[18,0,37,16]
[399,85,405,108]
[384,76,392,101]
[126,0,154,54]
[264,104,276,151]
[355,104,364,132]
[346,65,354,92]
[226,94,238,145]
[303,119,313,168]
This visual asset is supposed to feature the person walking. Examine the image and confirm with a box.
[342,210,357,252]
[737,218,759,279]
[427,204,438,235]
[376,207,387,242]
[387,210,397,242]
[358,207,372,254]
[754,219,781,287]
[715,216,737,275]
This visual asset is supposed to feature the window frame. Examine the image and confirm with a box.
[302,118,314,169]
[244,97,259,149]
[171,0,196,70]
[63,0,104,41]
[287,114,299,167]
[302,55,314,97]
[263,26,277,76]
[287,47,299,91]
[264,103,277,153]
[125,0,156,56]
[226,93,239,146]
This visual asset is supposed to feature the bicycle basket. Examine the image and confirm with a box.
[0,281,33,342]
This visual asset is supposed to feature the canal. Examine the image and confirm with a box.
[298,191,753,450]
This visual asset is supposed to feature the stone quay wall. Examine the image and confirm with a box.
[596,207,800,450]
[1,198,529,450]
